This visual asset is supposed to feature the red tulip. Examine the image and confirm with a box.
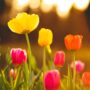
[54,51,65,67]
[82,72,90,86]
[64,34,83,50]
[10,48,27,65]
[44,70,61,90]
[71,60,85,73]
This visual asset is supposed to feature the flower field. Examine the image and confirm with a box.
[0,12,90,90]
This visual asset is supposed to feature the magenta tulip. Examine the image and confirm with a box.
[44,70,61,90]
[54,51,65,67]
[10,48,27,65]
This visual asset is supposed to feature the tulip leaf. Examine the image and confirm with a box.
[14,66,21,90]
[29,71,34,87]
[5,48,11,65]
[33,73,44,90]
[30,54,38,71]
[23,63,29,86]
[1,71,11,90]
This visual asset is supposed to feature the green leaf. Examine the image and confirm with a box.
[29,71,34,87]
[48,59,55,70]
[1,71,11,90]
[32,71,42,88]
[14,66,21,90]
[23,63,29,85]
[5,48,11,65]
[61,78,67,90]
[30,54,37,71]
[33,73,44,90]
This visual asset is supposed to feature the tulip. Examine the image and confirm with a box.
[44,70,61,90]
[9,69,16,79]
[82,72,90,86]
[38,28,53,47]
[64,34,83,50]
[54,51,65,67]
[8,12,39,34]
[10,48,27,65]
[71,60,85,73]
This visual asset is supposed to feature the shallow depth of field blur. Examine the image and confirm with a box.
[0,0,90,73]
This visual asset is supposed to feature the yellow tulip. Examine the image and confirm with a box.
[38,28,53,47]
[8,12,39,34]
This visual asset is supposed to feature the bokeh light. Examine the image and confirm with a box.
[29,0,40,9]
[12,0,29,11]
[40,0,55,13]
[56,0,74,18]
[5,0,90,18]
[74,0,89,11]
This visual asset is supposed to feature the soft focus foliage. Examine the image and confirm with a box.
[0,12,89,90]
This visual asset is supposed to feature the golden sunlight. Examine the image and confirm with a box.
[13,0,29,11]
[29,0,40,9]
[74,0,89,11]
[40,0,55,13]
[56,0,74,18]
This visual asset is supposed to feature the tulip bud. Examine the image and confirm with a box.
[44,70,61,90]
[10,48,27,65]
[9,69,16,79]
[38,28,53,47]
[71,60,85,73]
[82,72,90,86]
[54,51,65,67]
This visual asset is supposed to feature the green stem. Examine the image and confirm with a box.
[25,33,31,52]
[43,47,46,90]
[25,85,29,90]
[25,33,31,72]
[67,65,71,90]
[72,51,76,90]
[14,67,21,89]
[43,47,46,73]
[46,46,55,69]
[10,77,14,90]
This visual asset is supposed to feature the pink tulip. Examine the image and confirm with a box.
[54,51,65,67]
[10,48,27,65]
[71,60,85,73]
[44,70,61,90]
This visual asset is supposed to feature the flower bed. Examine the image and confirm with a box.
[0,12,89,90]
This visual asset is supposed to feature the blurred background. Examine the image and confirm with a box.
[0,0,90,72]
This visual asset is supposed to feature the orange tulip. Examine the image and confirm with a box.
[64,34,83,50]
[82,72,90,86]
